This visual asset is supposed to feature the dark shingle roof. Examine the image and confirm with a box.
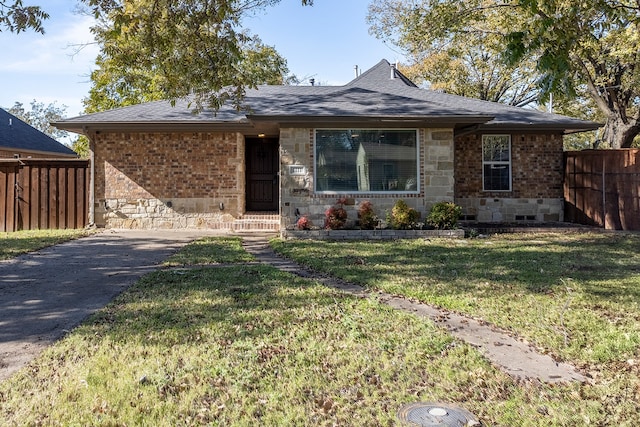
[0,108,76,156]
[54,59,600,135]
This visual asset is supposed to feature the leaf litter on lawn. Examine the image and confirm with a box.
[1,236,639,425]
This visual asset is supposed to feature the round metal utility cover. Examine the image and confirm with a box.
[398,402,478,426]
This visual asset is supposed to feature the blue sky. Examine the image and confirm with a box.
[0,0,403,121]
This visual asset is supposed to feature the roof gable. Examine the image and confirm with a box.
[0,109,76,156]
[347,59,418,91]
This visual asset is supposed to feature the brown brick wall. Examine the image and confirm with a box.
[93,131,245,228]
[95,131,242,200]
[455,133,564,199]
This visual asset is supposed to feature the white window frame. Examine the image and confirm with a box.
[313,128,420,194]
[482,134,512,192]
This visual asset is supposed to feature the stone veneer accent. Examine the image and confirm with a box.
[279,128,455,229]
[94,131,245,229]
[454,133,565,222]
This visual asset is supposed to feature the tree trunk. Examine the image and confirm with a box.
[602,115,640,149]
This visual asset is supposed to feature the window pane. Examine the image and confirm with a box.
[483,164,510,191]
[483,135,510,162]
[482,135,511,191]
[315,130,418,193]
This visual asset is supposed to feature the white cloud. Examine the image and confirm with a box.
[0,14,98,74]
[0,11,98,117]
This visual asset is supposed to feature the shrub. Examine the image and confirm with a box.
[296,216,312,230]
[357,201,378,230]
[427,201,462,230]
[389,200,421,230]
[324,199,348,230]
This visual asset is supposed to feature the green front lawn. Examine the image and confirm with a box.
[0,229,92,260]
[0,234,638,425]
[272,233,640,365]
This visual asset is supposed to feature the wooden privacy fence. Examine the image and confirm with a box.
[0,159,90,232]
[564,149,640,230]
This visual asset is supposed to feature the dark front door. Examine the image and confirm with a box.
[246,138,279,211]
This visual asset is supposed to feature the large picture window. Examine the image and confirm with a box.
[482,135,511,191]
[315,129,419,193]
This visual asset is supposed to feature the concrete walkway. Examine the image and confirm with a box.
[0,229,224,381]
[242,235,587,384]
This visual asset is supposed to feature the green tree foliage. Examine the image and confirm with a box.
[371,0,640,148]
[84,33,290,113]
[550,88,605,150]
[367,0,540,107]
[0,0,48,33]
[5,1,311,112]
[71,136,90,158]
[504,0,640,148]
[7,100,69,141]
[83,0,311,112]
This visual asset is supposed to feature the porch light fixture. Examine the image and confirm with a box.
[219,202,224,210]
[258,133,266,138]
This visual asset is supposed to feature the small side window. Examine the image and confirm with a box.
[482,135,511,192]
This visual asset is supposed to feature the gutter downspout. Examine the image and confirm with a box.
[85,127,96,227]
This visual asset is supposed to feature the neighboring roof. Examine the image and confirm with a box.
[0,109,77,157]
[54,60,601,136]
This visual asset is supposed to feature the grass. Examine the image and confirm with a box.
[0,229,92,260]
[271,233,640,364]
[0,233,639,425]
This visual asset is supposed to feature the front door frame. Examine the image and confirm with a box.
[245,137,279,212]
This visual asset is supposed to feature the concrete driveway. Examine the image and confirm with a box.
[0,229,222,381]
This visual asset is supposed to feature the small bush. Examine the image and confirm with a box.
[389,200,421,230]
[357,201,378,230]
[427,201,462,230]
[296,216,312,230]
[324,199,348,230]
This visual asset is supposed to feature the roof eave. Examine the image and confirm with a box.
[52,120,253,134]
[53,116,600,136]
[478,122,603,134]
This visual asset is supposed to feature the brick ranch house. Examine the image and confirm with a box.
[54,60,600,231]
